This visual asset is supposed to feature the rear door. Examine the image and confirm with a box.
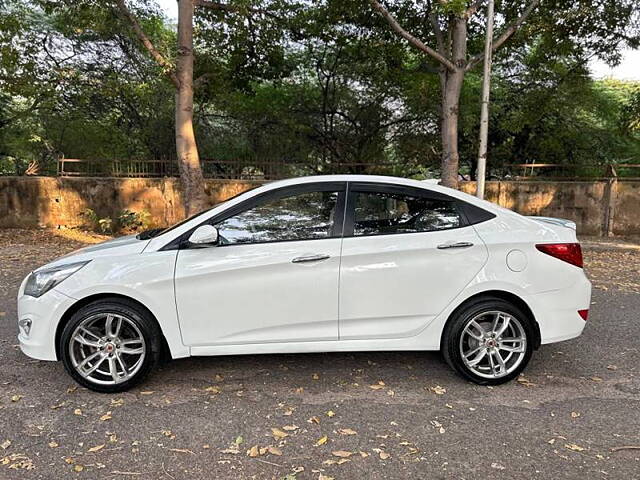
[338,182,488,340]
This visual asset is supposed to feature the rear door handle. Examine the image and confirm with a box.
[292,254,330,263]
[437,241,474,250]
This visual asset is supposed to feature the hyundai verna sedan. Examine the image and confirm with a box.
[17,175,591,392]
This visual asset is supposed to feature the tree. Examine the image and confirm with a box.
[370,0,540,188]
[115,0,288,214]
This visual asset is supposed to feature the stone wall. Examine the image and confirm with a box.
[1,176,638,235]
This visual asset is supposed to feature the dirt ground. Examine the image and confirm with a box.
[1,228,639,480]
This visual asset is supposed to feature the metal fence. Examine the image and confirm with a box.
[2,158,639,180]
[55,158,425,180]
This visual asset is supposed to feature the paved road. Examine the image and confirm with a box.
[1,230,639,479]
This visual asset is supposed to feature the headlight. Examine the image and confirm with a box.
[24,261,90,298]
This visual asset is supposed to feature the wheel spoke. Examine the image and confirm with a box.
[73,334,100,348]
[80,327,101,341]
[105,314,122,338]
[119,346,144,355]
[492,349,506,375]
[465,320,486,340]
[77,350,102,369]
[108,356,121,383]
[466,348,487,367]
[82,355,107,377]
[499,337,526,353]
[493,314,511,337]
[115,354,130,381]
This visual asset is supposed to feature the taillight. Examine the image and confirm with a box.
[578,309,589,321]
[535,243,583,268]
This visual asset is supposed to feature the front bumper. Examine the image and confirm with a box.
[17,279,77,361]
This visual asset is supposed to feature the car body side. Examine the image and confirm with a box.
[17,175,591,361]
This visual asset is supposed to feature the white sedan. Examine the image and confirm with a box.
[17,175,591,392]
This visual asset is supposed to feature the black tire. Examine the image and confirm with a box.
[442,297,534,385]
[59,298,161,393]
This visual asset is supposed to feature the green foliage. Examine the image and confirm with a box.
[1,0,639,180]
[81,208,152,234]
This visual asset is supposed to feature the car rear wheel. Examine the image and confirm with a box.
[60,299,161,393]
[442,297,534,385]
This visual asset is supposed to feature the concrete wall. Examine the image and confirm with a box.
[1,177,638,235]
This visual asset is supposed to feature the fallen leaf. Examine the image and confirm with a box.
[0,440,10,450]
[565,443,586,452]
[429,385,446,395]
[308,416,320,424]
[370,381,386,390]
[88,444,105,453]
[204,386,221,394]
[571,411,581,418]
[359,451,370,458]
[73,464,84,472]
[267,446,282,456]
[547,438,556,445]
[140,391,154,395]
[318,474,335,480]
[247,445,260,457]
[73,408,82,416]
[338,428,357,436]
[283,425,299,431]
[99,412,112,421]
[332,450,353,458]
[315,436,328,446]
[607,365,618,371]
[271,428,288,440]
[11,395,22,403]
[491,462,506,470]
[379,451,391,460]
[110,398,124,407]
[312,373,320,380]
[326,410,335,417]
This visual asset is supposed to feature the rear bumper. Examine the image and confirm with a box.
[17,279,76,361]
[528,273,591,345]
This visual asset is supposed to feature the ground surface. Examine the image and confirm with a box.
[1,229,639,480]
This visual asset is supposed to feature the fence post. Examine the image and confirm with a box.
[602,165,617,237]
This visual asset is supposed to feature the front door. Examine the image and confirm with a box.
[339,183,488,340]
[174,183,346,347]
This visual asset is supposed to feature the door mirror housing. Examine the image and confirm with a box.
[188,225,219,246]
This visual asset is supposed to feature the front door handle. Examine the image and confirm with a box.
[437,241,474,250]
[292,254,330,263]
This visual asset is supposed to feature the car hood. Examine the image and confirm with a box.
[40,234,150,270]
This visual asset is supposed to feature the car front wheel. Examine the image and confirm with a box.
[442,297,534,385]
[60,298,161,393]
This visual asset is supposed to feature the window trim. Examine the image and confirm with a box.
[343,182,469,238]
[164,182,348,250]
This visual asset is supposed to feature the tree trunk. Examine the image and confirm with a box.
[439,68,463,188]
[438,17,467,189]
[176,0,208,216]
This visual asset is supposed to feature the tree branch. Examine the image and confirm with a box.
[113,0,179,88]
[370,0,457,71]
[466,0,540,71]
[464,0,485,19]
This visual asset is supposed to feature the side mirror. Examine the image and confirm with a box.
[188,225,219,246]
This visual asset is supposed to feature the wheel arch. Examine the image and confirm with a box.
[54,293,171,361]
[440,290,541,350]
